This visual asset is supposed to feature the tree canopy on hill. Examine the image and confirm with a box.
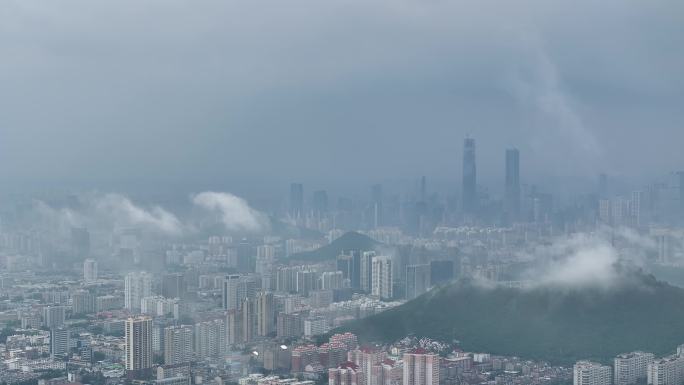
[285,231,377,262]
[336,273,684,365]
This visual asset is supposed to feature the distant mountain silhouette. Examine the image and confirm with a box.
[285,231,377,262]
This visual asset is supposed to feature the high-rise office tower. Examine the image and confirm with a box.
[371,255,393,299]
[290,183,304,219]
[462,137,477,216]
[125,316,153,380]
[83,258,98,282]
[574,361,612,385]
[614,352,654,385]
[125,272,153,312]
[405,264,430,300]
[256,291,275,337]
[403,349,439,385]
[164,325,194,365]
[504,148,521,221]
[50,327,70,358]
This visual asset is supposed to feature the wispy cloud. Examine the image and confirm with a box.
[191,191,269,233]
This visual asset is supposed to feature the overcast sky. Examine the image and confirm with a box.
[0,0,682,193]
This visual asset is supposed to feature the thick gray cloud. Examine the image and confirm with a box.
[0,0,682,188]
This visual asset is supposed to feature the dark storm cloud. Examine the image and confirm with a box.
[0,0,682,186]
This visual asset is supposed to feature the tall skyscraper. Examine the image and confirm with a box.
[462,137,477,216]
[164,325,194,365]
[83,258,98,282]
[125,316,153,380]
[371,255,393,299]
[504,148,521,221]
[371,184,383,228]
[574,361,612,385]
[125,272,153,312]
[290,183,304,219]
[403,349,439,385]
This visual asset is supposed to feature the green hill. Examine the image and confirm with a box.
[337,273,684,365]
[285,231,377,262]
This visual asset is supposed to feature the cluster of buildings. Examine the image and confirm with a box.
[574,347,684,385]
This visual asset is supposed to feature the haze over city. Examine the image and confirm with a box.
[0,2,683,385]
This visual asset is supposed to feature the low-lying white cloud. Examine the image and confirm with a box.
[192,191,268,233]
[522,228,658,290]
[94,193,183,235]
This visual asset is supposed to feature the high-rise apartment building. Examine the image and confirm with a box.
[43,306,66,329]
[403,349,439,385]
[125,272,153,312]
[194,319,225,359]
[256,291,275,337]
[647,355,684,385]
[371,256,393,299]
[573,361,612,385]
[222,274,257,310]
[164,325,194,365]
[50,327,70,358]
[83,258,98,282]
[360,251,375,293]
[615,351,654,385]
[125,316,153,379]
[72,289,96,315]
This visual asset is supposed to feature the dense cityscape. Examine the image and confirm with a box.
[2,1,683,385]
[0,136,683,385]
